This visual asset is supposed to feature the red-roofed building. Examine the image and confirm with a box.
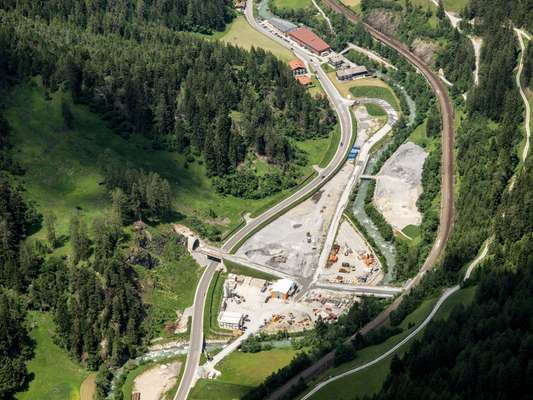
[289,59,307,75]
[296,75,312,86]
[288,27,331,56]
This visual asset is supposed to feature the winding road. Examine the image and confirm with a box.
[173,2,355,399]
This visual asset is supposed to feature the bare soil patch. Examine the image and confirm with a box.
[133,361,181,400]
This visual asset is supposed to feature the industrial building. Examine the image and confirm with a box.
[289,59,307,75]
[271,279,297,300]
[336,65,369,81]
[218,311,245,330]
[288,27,331,56]
[268,17,297,33]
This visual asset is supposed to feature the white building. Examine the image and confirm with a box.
[271,279,297,300]
[218,311,244,330]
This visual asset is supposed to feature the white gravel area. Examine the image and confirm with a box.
[133,361,181,400]
[373,142,427,231]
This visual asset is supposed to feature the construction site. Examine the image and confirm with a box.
[236,162,355,280]
[218,273,358,334]
[317,219,383,286]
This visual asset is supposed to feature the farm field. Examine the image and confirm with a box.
[219,16,293,61]
[6,79,333,240]
[308,286,478,399]
[15,312,88,400]
[189,348,300,400]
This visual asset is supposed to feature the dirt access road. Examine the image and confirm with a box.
[266,1,455,398]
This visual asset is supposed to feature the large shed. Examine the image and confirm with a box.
[288,27,331,55]
[218,311,244,330]
[336,65,368,81]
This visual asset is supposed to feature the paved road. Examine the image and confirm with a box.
[173,2,356,398]
[266,1,456,398]
[223,1,355,254]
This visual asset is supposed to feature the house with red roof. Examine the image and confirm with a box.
[289,59,307,75]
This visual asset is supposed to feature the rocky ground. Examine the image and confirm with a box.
[373,142,427,231]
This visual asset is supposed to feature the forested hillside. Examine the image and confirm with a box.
[0,10,334,190]
[0,0,233,33]
[0,0,335,398]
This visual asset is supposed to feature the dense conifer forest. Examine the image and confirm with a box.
[0,0,234,33]
[0,0,335,397]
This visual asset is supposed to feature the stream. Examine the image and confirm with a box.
[352,144,397,284]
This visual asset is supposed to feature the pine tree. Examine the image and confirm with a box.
[437,0,446,20]
[111,188,127,226]
[44,211,57,248]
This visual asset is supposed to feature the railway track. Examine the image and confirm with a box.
[266,1,455,398]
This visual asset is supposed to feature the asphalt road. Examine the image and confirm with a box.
[265,1,456,398]
[173,2,355,398]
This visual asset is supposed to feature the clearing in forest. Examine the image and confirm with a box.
[219,16,293,61]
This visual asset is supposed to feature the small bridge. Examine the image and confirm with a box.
[360,174,376,180]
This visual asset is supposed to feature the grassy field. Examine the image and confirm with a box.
[6,79,335,241]
[349,86,400,111]
[443,0,469,13]
[219,16,293,62]
[204,270,233,337]
[402,224,420,239]
[297,124,341,169]
[16,312,89,400]
[135,254,203,337]
[326,74,400,110]
[365,103,387,117]
[224,259,279,281]
[272,0,312,10]
[308,286,478,399]
[189,348,299,399]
